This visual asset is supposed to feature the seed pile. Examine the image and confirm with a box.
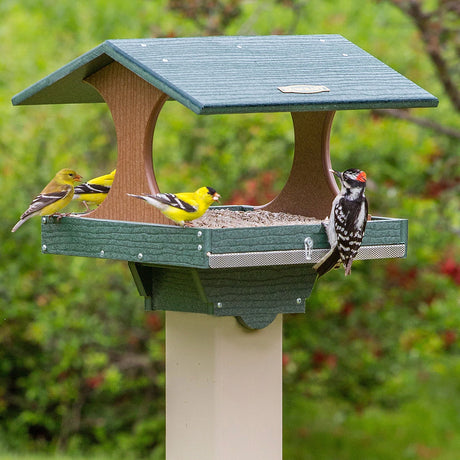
[192,208,322,228]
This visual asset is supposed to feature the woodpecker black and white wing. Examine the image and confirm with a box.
[336,196,368,275]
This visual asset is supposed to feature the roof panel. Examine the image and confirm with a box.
[12,35,438,113]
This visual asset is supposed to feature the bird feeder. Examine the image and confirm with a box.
[13,35,437,459]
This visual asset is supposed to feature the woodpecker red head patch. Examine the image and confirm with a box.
[356,171,367,182]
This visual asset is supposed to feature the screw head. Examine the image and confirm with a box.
[138,253,143,260]
[296,298,302,304]
[100,250,105,257]
[197,231,203,237]
[197,245,203,251]
[42,244,47,252]
[217,302,223,309]
[42,217,47,224]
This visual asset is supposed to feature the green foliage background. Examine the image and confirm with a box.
[1,0,459,458]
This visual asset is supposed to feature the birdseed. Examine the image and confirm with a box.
[192,208,322,228]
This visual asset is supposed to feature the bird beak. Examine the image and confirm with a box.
[329,169,341,180]
[213,193,221,202]
[74,174,83,182]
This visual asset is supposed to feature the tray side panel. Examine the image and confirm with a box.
[41,216,210,268]
[210,217,407,254]
[41,216,407,267]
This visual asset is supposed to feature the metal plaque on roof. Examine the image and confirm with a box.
[278,85,330,94]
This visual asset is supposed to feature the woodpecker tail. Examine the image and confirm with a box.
[313,246,341,277]
[344,259,353,276]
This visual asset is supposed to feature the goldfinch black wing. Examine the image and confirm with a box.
[154,193,198,213]
[21,191,70,220]
[74,183,111,195]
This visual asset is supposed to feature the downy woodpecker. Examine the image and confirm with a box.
[314,168,368,277]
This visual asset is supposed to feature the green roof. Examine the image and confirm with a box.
[12,34,438,114]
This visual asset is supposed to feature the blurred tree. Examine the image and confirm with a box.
[384,0,459,111]
[167,0,242,35]
[1,0,459,458]
[374,0,460,140]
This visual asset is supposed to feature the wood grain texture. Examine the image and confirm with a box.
[13,35,438,112]
[42,216,209,267]
[261,111,337,218]
[151,267,215,314]
[200,265,315,316]
[83,62,170,224]
[209,217,407,254]
[42,215,406,328]
[147,265,314,318]
[41,215,407,266]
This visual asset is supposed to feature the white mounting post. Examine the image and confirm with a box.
[166,311,282,460]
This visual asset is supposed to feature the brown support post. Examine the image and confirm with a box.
[261,111,338,219]
[83,62,170,224]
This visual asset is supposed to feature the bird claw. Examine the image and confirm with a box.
[53,212,72,222]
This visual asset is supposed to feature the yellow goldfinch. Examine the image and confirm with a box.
[73,169,116,210]
[12,169,82,232]
[128,186,220,226]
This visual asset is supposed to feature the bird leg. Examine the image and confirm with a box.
[53,212,72,222]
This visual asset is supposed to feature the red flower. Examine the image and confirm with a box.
[86,373,105,389]
[311,350,337,370]
[440,257,460,285]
